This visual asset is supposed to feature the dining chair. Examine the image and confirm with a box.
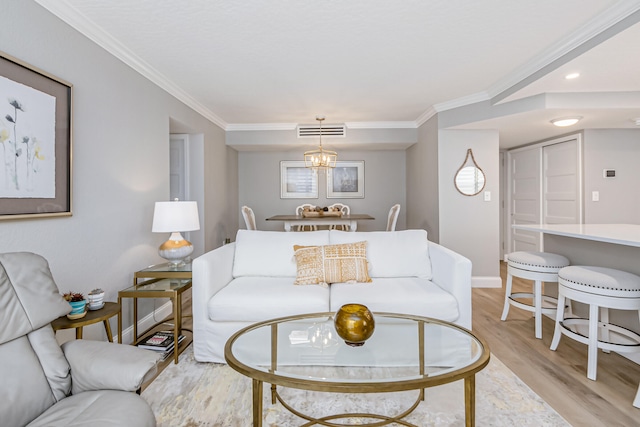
[295,204,317,231]
[386,204,401,231]
[328,203,350,231]
[241,205,257,230]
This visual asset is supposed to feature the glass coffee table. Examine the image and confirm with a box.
[225,312,490,427]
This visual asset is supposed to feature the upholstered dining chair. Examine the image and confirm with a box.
[328,203,350,230]
[241,205,257,230]
[387,204,401,231]
[295,204,317,231]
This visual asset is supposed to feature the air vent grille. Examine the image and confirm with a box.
[297,124,346,138]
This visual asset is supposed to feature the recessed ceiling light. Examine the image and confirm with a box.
[565,73,580,80]
[550,116,582,127]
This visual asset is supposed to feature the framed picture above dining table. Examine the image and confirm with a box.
[327,161,364,198]
[280,161,318,199]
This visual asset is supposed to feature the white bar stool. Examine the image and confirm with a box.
[550,265,640,407]
[501,251,570,339]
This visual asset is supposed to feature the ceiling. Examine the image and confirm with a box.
[34,0,640,149]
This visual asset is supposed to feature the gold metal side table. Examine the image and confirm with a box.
[52,301,120,342]
[118,262,192,364]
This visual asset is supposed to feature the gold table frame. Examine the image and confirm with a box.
[225,312,490,427]
[118,262,192,364]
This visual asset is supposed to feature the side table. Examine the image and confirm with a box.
[118,262,192,364]
[51,301,120,342]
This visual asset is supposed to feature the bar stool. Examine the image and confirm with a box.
[501,251,570,339]
[550,266,640,388]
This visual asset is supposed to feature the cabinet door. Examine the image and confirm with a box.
[508,148,541,253]
[543,139,582,225]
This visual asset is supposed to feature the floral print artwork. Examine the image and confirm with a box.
[0,75,56,198]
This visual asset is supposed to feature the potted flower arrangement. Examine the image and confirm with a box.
[63,292,87,319]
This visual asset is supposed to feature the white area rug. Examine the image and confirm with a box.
[142,346,570,426]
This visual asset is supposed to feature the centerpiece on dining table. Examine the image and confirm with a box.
[301,206,343,217]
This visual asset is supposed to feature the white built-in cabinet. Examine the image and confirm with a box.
[506,134,583,256]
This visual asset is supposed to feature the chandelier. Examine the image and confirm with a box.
[304,116,337,169]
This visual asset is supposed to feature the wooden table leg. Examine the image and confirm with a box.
[76,327,83,339]
[465,374,476,427]
[253,379,263,427]
[117,296,122,344]
[103,319,113,342]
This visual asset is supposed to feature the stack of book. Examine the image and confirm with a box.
[137,330,185,361]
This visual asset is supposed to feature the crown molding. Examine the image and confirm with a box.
[225,123,298,131]
[487,1,640,103]
[345,121,417,129]
[33,0,228,130]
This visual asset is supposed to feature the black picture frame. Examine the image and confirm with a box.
[0,51,72,220]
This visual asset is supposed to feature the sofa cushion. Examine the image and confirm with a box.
[293,242,372,285]
[233,230,330,278]
[330,277,459,322]
[329,230,432,279]
[209,277,330,322]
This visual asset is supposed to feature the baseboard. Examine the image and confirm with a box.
[114,300,174,344]
[472,276,502,288]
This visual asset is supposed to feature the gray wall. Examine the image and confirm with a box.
[238,150,406,232]
[406,116,440,242]
[438,130,501,286]
[583,129,640,224]
[0,1,236,339]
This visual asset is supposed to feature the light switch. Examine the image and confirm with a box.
[592,191,599,202]
[484,191,491,201]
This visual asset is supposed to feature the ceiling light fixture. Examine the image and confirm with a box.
[550,116,582,127]
[304,116,337,170]
[565,72,580,80]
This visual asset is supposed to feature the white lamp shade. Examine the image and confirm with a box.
[152,201,200,232]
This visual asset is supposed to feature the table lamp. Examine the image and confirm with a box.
[152,199,200,267]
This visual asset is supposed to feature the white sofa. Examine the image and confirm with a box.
[192,229,472,363]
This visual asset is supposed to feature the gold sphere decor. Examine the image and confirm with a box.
[334,303,375,347]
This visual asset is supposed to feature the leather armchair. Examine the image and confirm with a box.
[0,252,160,427]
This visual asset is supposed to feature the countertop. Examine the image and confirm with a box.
[512,224,640,248]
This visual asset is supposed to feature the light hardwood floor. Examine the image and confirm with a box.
[149,263,640,425]
[472,262,640,426]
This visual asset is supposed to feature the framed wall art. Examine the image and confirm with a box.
[327,161,364,198]
[0,51,72,220]
[280,161,318,199]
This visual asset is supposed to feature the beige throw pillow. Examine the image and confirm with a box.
[294,241,372,285]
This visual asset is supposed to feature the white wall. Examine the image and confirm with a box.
[238,150,406,232]
[438,130,501,287]
[583,129,640,224]
[0,1,235,340]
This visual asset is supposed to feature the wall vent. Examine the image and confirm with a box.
[297,123,346,138]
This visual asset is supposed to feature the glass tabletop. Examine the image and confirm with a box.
[121,278,192,293]
[138,262,192,274]
[225,312,489,393]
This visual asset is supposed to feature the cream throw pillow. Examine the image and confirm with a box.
[294,241,372,285]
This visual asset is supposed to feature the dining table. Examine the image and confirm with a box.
[266,214,374,231]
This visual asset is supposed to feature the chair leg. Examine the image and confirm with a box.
[587,303,599,381]
[501,273,513,321]
[634,386,640,408]
[534,280,543,339]
[550,292,565,351]
[600,307,611,354]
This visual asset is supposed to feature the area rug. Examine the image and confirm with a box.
[142,346,570,426]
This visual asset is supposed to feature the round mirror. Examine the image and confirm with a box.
[454,149,486,196]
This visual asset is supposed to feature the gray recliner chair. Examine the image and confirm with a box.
[0,252,160,427]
